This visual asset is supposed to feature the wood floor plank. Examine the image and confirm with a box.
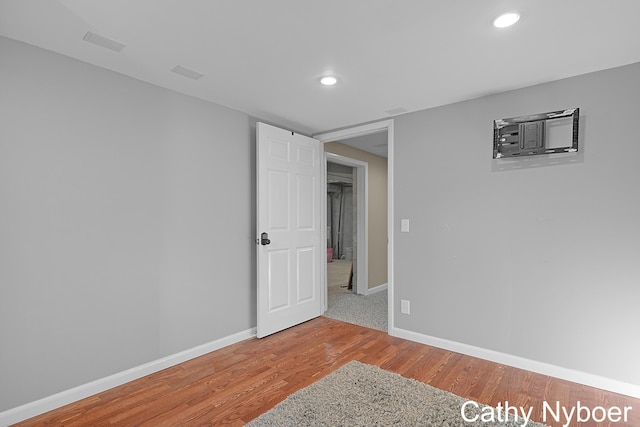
[11,317,639,427]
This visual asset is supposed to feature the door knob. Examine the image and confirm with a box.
[260,232,271,246]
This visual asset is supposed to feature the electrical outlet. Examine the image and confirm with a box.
[401,299,410,315]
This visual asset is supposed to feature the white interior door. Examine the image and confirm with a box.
[256,122,323,338]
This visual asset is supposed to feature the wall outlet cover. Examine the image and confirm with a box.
[401,299,410,314]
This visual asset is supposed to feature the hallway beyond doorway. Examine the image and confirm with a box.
[327,259,353,295]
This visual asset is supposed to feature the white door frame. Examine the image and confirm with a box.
[325,152,368,297]
[314,119,395,335]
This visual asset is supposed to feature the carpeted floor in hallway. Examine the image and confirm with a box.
[324,259,387,332]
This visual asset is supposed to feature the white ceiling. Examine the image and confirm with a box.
[2,0,640,136]
[336,131,389,158]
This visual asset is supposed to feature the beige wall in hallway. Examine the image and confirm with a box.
[324,142,388,289]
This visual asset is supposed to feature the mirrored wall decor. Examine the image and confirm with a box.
[493,108,579,159]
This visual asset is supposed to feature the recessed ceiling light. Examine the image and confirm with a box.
[493,12,520,28]
[320,76,337,86]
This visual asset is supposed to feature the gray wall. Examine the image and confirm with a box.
[0,36,257,411]
[394,62,640,386]
[2,32,639,412]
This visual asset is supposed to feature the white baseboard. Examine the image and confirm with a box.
[367,283,387,295]
[391,326,640,399]
[0,327,257,427]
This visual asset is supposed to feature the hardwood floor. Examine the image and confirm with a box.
[14,317,638,426]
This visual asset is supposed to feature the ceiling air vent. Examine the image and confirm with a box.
[82,31,126,52]
[171,65,205,80]
[385,107,407,116]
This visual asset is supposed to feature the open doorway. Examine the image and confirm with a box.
[320,130,389,332]
[327,161,357,296]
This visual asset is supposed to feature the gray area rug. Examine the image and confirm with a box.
[324,290,387,332]
[246,361,549,427]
